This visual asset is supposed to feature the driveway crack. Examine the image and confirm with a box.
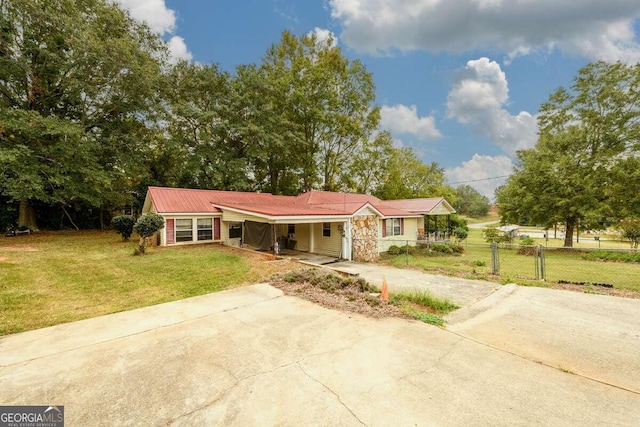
[297,363,367,426]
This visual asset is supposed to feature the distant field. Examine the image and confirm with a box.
[0,231,299,335]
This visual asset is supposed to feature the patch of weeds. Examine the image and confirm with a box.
[390,290,459,314]
[281,269,371,292]
[403,307,445,327]
[365,296,381,307]
[582,284,604,295]
[558,366,575,375]
[582,250,640,263]
[472,260,487,267]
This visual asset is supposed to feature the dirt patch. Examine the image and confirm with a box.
[270,269,411,320]
[548,282,640,299]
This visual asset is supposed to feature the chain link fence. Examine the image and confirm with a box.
[375,239,640,289]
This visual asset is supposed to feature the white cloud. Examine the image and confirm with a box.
[380,104,441,140]
[329,0,640,63]
[113,0,193,63]
[308,27,338,47]
[113,0,175,34]
[446,58,538,157]
[445,154,514,200]
[167,36,193,64]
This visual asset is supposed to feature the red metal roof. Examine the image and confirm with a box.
[379,198,454,215]
[146,187,434,218]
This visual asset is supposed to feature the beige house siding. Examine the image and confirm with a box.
[429,202,452,215]
[312,222,342,257]
[378,217,420,253]
[221,210,267,223]
[281,223,310,251]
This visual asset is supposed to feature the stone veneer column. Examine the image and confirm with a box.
[351,215,379,262]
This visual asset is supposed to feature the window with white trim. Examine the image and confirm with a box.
[197,218,213,241]
[385,218,403,236]
[175,219,193,242]
[322,223,331,237]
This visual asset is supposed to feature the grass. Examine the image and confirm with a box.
[390,289,459,326]
[0,231,295,335]
[382,241,640,292]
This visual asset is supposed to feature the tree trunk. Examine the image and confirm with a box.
[18,200,38,229]
[564,219,575,247]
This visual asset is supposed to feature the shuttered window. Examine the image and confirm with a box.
[384,218,404,236]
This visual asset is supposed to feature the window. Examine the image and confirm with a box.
[229,222,242,239]
[385,218,403,236]
[175,219,193,242]
[287,224,296,235]
[197,218,213,241]
[322,223,331,237]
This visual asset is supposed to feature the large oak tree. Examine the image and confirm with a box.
[497,61,640,246]
[0,0,166,228]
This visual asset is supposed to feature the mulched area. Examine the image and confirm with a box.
[269,268,411,319]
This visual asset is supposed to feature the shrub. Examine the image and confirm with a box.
[517,237,536,255]
[581,250,640,263]
[452,226,468,242]
[387,245,416,255]
[482,226,512,244]
[428,243,464,255]
[133,212,165,254]
[387,245,401,255]
[111,215,136,241]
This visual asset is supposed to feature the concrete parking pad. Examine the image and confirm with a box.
[1,284,639,426]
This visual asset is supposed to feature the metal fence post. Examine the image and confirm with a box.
[405,240,409,266]
[491,242,499,275]
[534,245,539,280]
[539,245,546,280]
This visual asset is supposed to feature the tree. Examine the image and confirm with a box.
[374,147,454,200]
[0,0,167,229]
[617,219,640,249]
[111,215,136,241]
[455,185,490,218]
[133,212,164,254]
[260,31,380,192]
[497,61,640,247]
[343,131,394,194]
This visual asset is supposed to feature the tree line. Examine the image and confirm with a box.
[0,0,467,231]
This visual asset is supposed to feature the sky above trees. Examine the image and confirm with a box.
[114,0,640,199]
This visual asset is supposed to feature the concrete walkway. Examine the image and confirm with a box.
[330,261,500,307]
[2,284,639,426]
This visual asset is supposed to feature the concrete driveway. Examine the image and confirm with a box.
[447,284,640,394]
[1,284,639,426]
[330,261,499,307]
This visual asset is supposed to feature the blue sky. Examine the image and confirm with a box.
[115,0,640,199]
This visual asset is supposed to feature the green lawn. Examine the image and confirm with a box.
[382,243,640,292]
[0,231,296,335]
